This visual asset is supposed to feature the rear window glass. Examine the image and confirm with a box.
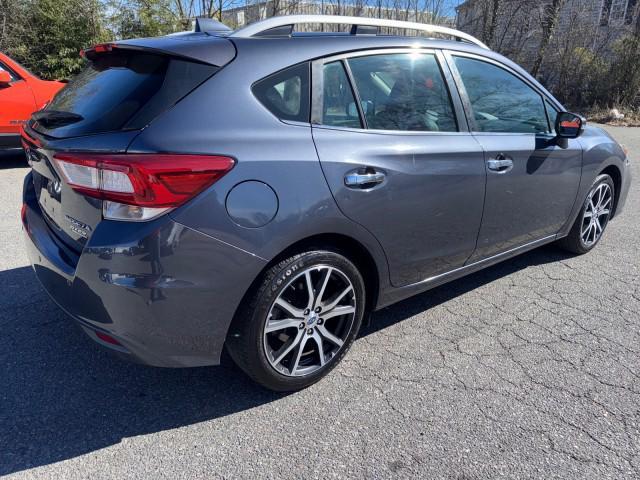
[252,63,310,122]
[33,51,217,138]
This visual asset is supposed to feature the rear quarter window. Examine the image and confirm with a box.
[252,63,310,122]
[34,50,217,138]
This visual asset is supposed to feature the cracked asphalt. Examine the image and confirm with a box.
[1,125,638,479]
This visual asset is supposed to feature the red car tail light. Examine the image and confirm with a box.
[53,153,235,221]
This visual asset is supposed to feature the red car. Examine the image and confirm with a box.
[0,52,64,150]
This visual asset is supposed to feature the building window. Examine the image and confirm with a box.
[626,0,638,24]
[601,0,631,25]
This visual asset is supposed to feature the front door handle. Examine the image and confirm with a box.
[344,169,386,188]
[487,155,514,173]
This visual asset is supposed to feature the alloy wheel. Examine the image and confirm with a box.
[581,183,612,248]
[263,265,357,377]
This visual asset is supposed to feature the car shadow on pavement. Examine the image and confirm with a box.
[0,245,573,475]
[362,244,574,336]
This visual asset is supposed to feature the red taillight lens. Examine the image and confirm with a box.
[53,153,235,208]
[53,153,235,221]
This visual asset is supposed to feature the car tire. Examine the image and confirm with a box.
[558,174,615,255]
[226,250,366,392]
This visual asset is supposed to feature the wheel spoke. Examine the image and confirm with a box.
[273,330,304,366]
[313,331,326,366]
[583,223,593,244]
[322,305,356,321]
[594,186,603,208]
[596,185,609,208]
[321,285,353,312]
[595,218,603,234]
[265,318,301,333]
[313,267,332,309]
[583,210,593,218]
[304,270,315,311]
[317,324,344,348]
[599,208,610,217]
[274,297,305,319]
[290,335,309,374]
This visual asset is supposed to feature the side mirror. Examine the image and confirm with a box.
[0,70,11,87]
[555,112,585,139]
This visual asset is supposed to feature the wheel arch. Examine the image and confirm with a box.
[599,164,622,218]
[225,232,381,346]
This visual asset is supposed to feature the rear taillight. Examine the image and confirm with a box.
[53,153,235,221]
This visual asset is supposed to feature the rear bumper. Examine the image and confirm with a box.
[22,172,267,367]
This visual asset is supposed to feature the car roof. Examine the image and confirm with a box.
[228,35,562,108]
[112,29,561,110]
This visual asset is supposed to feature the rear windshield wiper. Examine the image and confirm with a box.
[33,110,84,128]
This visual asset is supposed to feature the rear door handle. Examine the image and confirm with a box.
[487,155,514,173]
[344,169,386,188]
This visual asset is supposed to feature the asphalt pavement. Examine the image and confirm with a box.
[1,126,638,479]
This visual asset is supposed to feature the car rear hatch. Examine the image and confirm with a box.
[23,35,236,256]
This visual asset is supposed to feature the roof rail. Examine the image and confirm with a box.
[229,14,489,49]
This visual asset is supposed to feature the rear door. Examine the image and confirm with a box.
[311,49,486,287]
[445,52,582,261]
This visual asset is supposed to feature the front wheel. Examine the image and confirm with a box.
[558,174,615,254]
[226,250,366,392]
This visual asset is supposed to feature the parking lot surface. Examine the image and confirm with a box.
[1,126,638,479]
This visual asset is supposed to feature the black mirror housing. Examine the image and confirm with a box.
[556,112,586,139]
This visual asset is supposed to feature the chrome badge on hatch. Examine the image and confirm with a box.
[65,215,91,238]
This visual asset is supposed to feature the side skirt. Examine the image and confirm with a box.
[376,234,558,309]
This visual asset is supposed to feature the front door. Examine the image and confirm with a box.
[312,51,486,287]
[447,53,582,261]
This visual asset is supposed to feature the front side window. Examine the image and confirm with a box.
[346,53,457,132]
[253,63,310,122]
[453,56,550,134]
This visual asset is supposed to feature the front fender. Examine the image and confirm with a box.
[557,125,629,237]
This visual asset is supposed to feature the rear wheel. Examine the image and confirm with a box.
[558,174,614,254]
[226,250,366,391]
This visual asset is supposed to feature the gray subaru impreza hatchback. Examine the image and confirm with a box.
[22,15,631,391]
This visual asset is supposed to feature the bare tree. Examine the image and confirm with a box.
[531,0,565,77]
